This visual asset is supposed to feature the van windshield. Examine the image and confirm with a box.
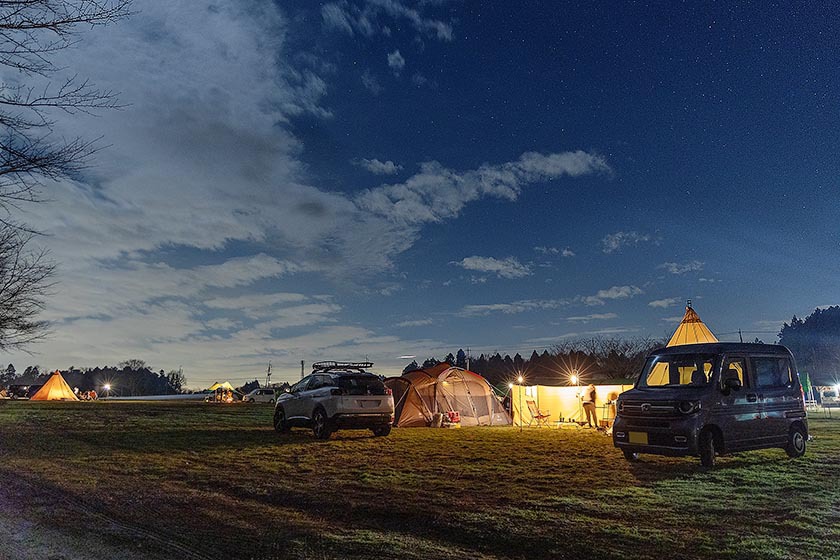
[638,354,717,389]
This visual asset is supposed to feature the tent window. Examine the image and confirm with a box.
[525,386,537,397]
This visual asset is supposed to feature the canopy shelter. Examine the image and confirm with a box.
[30,371,79,401]
[385,363,511,427]
[667,302,718,347]
[509,383,632,426]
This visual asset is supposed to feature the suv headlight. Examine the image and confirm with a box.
[677,400,701,414]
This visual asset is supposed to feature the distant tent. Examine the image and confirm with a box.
[667,302,718,347]
[207,381,235,391]
[30,371,79,401]
[384,363,511,427]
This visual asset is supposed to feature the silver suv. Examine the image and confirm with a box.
[273,362,394,439]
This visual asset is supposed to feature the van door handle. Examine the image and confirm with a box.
[747,394,758,403]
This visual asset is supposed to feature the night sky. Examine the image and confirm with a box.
[7,1,838,386]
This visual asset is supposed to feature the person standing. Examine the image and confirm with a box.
[582,384,597,428]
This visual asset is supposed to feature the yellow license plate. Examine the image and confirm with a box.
[629,431,648,445]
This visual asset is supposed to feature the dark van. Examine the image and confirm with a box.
[613,343,808,467]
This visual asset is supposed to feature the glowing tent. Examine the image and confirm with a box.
[30,371,79,401]
[667,302,718,347]
[642,303,720,386]
[385,363,511,427]
[207,381,235,391]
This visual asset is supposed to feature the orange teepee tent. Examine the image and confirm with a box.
[30,371,79,401]
[667,302,718,347]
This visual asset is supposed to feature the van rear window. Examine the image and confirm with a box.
[638,354,716,388]
[337,376,386,395]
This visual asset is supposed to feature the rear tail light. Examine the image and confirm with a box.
[385,387,392,396]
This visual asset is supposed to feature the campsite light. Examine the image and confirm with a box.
[508,382,514,389]
[103,384,111,391]
[570,374,578,385]
[517,375,524,384]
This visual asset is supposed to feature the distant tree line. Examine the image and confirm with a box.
[0,359,186,396]
[779,306,840,385]
[404,337,666,389]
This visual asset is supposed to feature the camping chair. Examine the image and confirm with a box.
[525,400,551,427]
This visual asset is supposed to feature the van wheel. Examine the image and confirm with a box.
[312,408,333,440]
[622,449,639,462]
[699,429,716,468]
[785,425,806,458]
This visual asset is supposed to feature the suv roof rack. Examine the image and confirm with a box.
[311,361,374,373]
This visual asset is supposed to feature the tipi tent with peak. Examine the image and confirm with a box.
[30,371,79,401]
[384,363,511,427]
[667,301,718,347]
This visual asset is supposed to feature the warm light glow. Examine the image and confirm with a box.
[103,384,111,391]
[508,382,514,389]
[570,375,578,385]
[517,375,524,384]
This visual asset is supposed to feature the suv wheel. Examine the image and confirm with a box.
[248,398,255,403]
[699,429,716,468]
[273,407,289,433]
[371,426,391,437]
[622,449,639,462]
[312,408,333,440]
[785,425,806,458]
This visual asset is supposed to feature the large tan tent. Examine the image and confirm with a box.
[667,302,718,347]
[30,371,79,401]
[385,363,511,427]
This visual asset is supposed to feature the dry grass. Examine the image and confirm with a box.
[0,401,838,560]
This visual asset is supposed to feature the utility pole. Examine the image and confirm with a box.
[300,360,305,379]
[266,362,271,387]
[466,347,471,371]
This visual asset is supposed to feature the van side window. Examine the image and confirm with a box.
[752,357,793,389]
[722,357,749,388]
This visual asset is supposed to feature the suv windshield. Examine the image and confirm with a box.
[337,375,386,396]
[638,353,717,389]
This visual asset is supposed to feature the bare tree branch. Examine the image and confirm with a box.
[0,0,130,350]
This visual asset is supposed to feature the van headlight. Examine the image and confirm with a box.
[678,401,700,414]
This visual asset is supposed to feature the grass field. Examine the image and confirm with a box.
[0,401,838,560]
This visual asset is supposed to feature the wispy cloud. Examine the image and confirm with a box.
[356,151,611,228]
[321,0,454,41]
[458,299,568,317]
[583,285,643,306]
[395,318,433,328]
[387,49,405,75]
[566,313,618,322]
[649,297,682,308]
[601,231,652,253]
[354,158,402,174]
[361,69,383,94]
[455,256,531,279]
[659,260,704,274]
[534,246,575,257]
